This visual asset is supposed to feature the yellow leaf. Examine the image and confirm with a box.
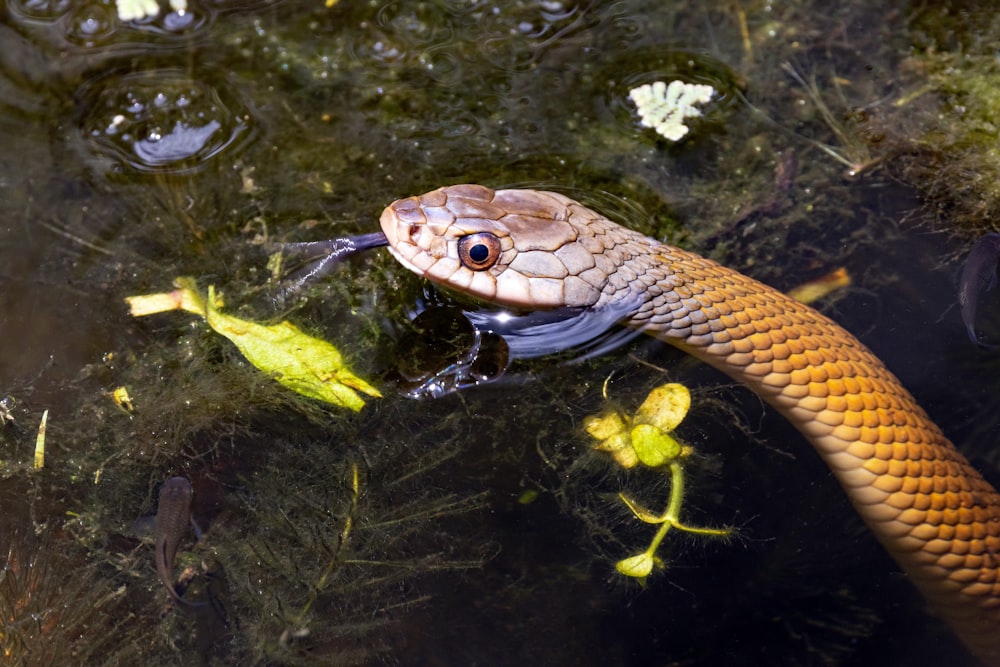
[111,386,135,413]
[126,279,381,411]
[203,286,381,411]
[633,383,690,432]
[583,411,628,440]
[594,432,639,468]
[787,267,850,304]
[615,552,659,578]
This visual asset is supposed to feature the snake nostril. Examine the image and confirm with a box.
[408,224,421,242]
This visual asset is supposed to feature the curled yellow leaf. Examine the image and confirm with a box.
[126,278,381,411]
[203,287,381,410]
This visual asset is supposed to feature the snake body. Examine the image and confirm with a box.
[380,184,1000,663]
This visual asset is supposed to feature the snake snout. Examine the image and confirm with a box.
[380,202,430,258]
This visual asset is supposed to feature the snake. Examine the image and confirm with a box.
[379,184,1000,664]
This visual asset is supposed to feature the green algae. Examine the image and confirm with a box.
[865,2,1000,238]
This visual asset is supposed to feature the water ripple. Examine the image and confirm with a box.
[7,0,74,23]
[75,67,254,176]
[7,0,213,53]
[63,3,117,47]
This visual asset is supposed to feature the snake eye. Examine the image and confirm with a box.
[458,232,501,271]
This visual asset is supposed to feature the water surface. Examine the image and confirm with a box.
[0,1,994,665]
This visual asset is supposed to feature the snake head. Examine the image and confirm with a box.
[380,184,609,309]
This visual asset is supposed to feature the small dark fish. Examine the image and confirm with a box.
[958,233,1000,348]
[154,476,207,607]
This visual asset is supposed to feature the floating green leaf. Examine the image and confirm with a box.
[630,423,683,468]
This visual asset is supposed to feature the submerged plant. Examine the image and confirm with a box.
[780,62,885,180]
[889,44,1000,236]
[584,382,730,582]
[0,516,141,664]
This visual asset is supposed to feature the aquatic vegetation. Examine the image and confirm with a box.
[0,396,51,478]
[887,10,1000,237]
[216,436,491,664]
[584,383,730,581]
[32,409,47,470]
[0,399,15,430]
[586,383,693,470]
[116,0,160,22]
[780,62,884,180]
[0,513,142,665]
[786,267,851,305]
[126,278,381,410]
[628,80,715,141]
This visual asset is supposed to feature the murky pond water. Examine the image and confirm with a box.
[2,1,998,664]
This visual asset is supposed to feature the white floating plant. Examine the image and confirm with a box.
[628,80,716,142]
[116,0,160,20]
[116,0,187,21]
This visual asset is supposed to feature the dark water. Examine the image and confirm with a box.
[0,0,996,664]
